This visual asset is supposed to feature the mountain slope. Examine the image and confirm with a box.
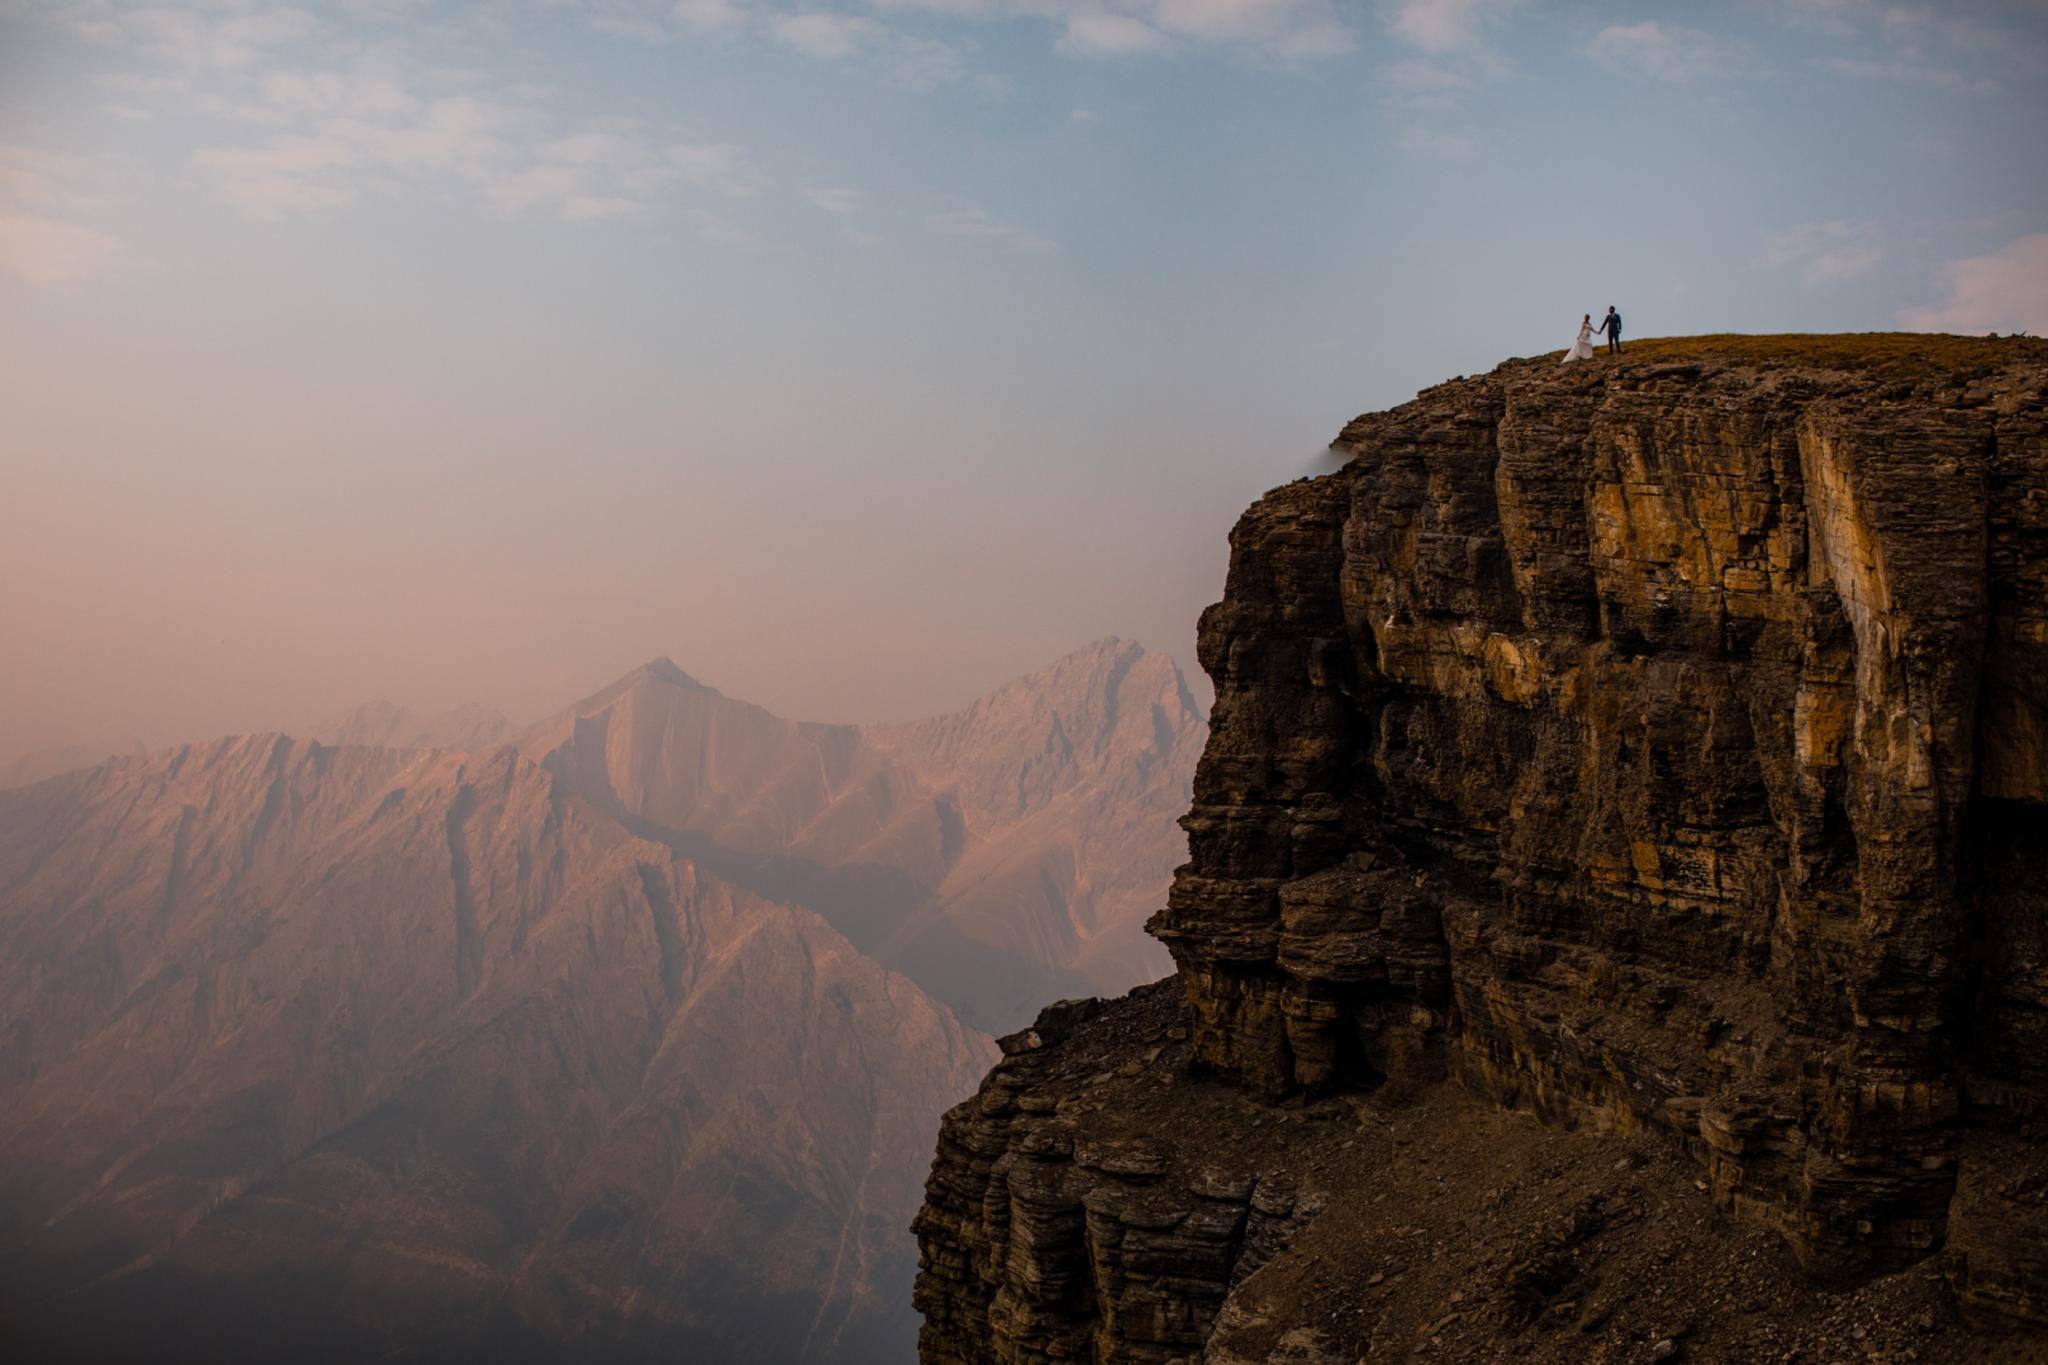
[867,639,1205,1002]
[0,735,992,1363]
[517,639,1204,1031]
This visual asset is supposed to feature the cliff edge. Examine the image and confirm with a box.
[912,334,2048,1363]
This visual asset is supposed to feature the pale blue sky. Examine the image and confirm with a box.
[2,0,2044,756]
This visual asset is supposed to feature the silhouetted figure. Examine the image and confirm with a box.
[1598,306,1623,355]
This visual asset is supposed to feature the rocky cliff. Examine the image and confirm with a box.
[912,335,2048,1363]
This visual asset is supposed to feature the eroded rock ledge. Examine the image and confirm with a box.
[913,337,2048,1362]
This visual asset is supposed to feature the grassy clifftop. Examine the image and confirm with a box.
[1555,331,2046,372]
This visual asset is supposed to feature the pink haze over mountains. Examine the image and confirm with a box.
[0,636,1204,1361]
[0,333,1232,772]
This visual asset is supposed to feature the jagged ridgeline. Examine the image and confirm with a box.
[913,334,2048,1363]
[0,640,1202,1364]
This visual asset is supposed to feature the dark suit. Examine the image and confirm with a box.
[1599,312,1622,354]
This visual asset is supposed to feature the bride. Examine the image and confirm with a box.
[1561,313,1596,364]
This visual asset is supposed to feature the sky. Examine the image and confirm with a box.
[2,0,2045,760]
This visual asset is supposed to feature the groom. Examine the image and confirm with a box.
[1598,305,1623,355]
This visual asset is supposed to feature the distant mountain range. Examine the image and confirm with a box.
[0,701,516,791]
[519,637,1202,1029]
[0,640,1202,1363]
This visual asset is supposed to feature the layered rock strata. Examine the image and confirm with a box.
[914,336,2048,1360]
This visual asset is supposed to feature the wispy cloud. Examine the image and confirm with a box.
[564,0,754,42]
[1879,4,2042,67]
[1758,0,1870,38]
[1395,125,1477,158]
[671,0,751,32]
[1586,22,1744,82]
[1384,0,1524,56]
[0,210,136,286]
[56,5,764,226]
[926,206,1053,253]
[0,145,138,286]
[1373,3,1520,155]
[879,0,1353,62]
[193,134,359,217]
[1762,220,1885,283]
[770,12,879,59]
[70,3,324,72]
[704,7,983,90]
[1900,232,2048,335]
[482,134,761,220]
[1772,0,2038,91]
[802,185,862,214]
[1144,0,1351,59]
[1059,12,1169,57]
[556,0,1348,63]
[887,33,975,88]
[0,145,104,214]
[1380,57,1470,111]
[1808,54,1997,93]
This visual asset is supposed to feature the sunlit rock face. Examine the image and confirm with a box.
[0,736,994,1363]
[914,338,2048,1363]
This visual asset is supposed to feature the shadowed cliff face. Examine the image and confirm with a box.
[0,736,994,1363]
[913,337,2048,1363]
[518,638,1205,1032]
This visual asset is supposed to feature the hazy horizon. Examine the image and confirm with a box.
[0,627,1202,770]
[4,5,2047,1363]
[5,0,2045,763]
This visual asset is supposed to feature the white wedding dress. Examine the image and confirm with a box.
[1562,323,1596,364]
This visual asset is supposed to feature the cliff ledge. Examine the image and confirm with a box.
[913,334,2048,1363]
